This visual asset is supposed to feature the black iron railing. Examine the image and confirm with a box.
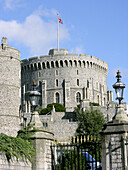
[51,135,102,170]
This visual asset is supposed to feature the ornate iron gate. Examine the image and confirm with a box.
[51,136,102,170]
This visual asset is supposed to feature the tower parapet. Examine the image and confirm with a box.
[49,49,68,56]
[0,37,21,136]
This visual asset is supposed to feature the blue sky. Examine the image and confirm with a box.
[0,0,128,104]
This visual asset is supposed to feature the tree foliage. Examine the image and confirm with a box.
[0,125,37,163]
[75,107,106,136]
[37,103,66,115]
[17,124,39,140]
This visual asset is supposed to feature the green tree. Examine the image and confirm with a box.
[76,107,106,136]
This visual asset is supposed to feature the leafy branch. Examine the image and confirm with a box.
[0,125,38,163]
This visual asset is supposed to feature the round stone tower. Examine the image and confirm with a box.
[21,49,108,112]
[0,37,21,136]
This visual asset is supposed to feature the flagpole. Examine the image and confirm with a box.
[57,14,59,51]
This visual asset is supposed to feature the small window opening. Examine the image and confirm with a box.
[77,79,79,86]
[56,79,59,87]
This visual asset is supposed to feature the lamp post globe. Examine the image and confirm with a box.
[29,81,41,112]
[112,70,125,104]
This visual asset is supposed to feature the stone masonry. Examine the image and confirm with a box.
[0,37,21,136]
[24,111,78,141]
[0,37,32,169]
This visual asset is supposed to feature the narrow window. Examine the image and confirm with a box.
[77,79,79,86]
[87,61,89,68]
[56,93,60,103]
[56,79,59,87]
[55,61,59,68]
[74,60,77,67]
[65,60,68,67]
[107,91,109,102]
[76,92,81,103]
[38,72,41,77]
[87,80,89,88]
[51,61,54,68]
[97,95,99,104]
[55,70,58,75]
[77,70,79,75]
[42,62,45,69]
[104,98,106,106]
[47,62,50,68]
[60,60,63,67]
[39,81,42,90]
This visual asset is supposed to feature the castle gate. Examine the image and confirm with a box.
[51,136,102,170]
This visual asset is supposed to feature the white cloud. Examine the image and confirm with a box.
[69,46,86,54]
[0,9,70,56]
[4,0,23,10]
[34,7,58,18]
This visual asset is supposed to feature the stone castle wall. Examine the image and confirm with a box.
[0,153,31,170]
[24,103,116,141]
[40,112,78,141]
[21,49,108,112]
[0,37,21,136]
[23,111,78,141]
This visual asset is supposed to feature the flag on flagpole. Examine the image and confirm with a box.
[57,14,63,51]
[57,14,63,24]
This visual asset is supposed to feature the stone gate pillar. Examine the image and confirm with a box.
[30,111,54,170]
[101,104,128,170]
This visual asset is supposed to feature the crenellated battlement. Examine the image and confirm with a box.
[49,49,68,55]
[21,49,108,73]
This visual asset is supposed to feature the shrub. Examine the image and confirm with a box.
[40,108,51,115]
[39,103,66,115]
[89,102,99,106]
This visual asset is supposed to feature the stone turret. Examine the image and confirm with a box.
[2,37,8,47]
[0,37,21,136]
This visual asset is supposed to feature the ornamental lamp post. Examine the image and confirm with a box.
[112,70,125,105]
[29,81,41,112]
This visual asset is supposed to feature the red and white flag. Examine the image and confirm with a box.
[57,15,63,24]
